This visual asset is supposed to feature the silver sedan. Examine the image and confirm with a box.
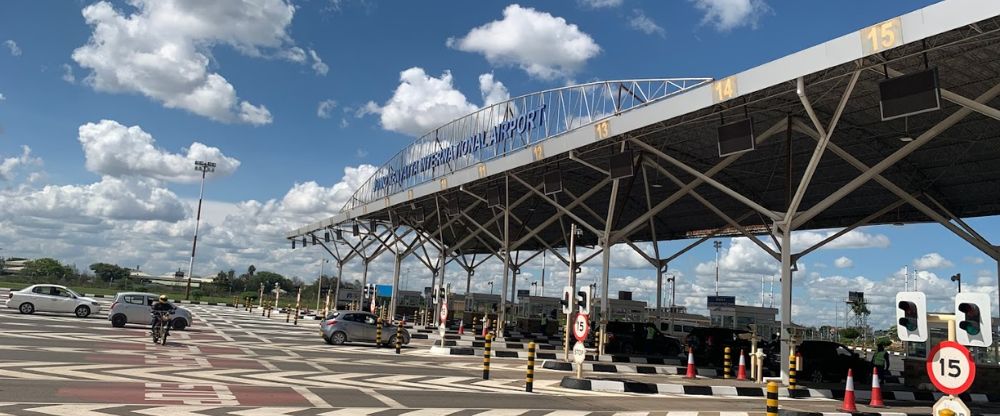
[320,310,410,346]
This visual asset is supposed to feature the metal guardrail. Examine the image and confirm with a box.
[343,78,712,211]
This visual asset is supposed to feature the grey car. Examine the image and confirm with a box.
[108,292,193,330]
[320,310,410,346]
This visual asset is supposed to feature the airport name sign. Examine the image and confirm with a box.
[372,105,547,192]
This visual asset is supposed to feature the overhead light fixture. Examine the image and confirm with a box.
[352,223,359,237]
[301,236,307,247]
[292,239,296,249]
[335,229,343,241]
[651,183,663,188]
[324,231,330,243]
[369,219,377,233]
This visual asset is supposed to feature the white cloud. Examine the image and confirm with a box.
[317,99,337,119]
[355,148,368,158]
[447,4,600,80]
[578,0,623,8]
[0,146,42,182]
[0,93,5,101]
[71,0,303,125]
[834,256,853,269]
[690,0,771,31]
[964,256,985,265]
[281,164,377,215]
[309,49,329,76]
[78,120,240,183]
[478,73,510,106]
[629,9,665,37]
[4,40,21,56]
[61,64,76,84]
[914,252,954,270]
[791,229,890,250]
[364,67,478,137]
[2,176,187,223]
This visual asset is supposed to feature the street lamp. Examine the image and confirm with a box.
[951,273,962,293]
[713,240,722,296]
[488,281,494,295]
[185,160,216,300]
[531,281,538,296]
[316,258,329,311]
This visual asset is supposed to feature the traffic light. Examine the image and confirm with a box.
[955,292,993,347]
[560,286,573,314]
[895,292,927,342]
[577,286,592,315]
[363,284,370,299]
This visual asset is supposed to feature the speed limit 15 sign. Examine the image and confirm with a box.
[926,341,976,395]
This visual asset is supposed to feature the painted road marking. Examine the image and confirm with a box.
[144,383,238,406]
[359,388,404,409]
[291,387,331,408]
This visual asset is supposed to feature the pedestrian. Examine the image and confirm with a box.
[540,313,549,336]
[645,323,657,354]
[872,344,889,373]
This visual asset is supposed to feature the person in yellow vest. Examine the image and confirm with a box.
[872,344,889,373]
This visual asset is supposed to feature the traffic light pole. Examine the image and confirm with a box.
[564,223,578,361]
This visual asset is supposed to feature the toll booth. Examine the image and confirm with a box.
[335,287,361,309]
[515,295,562,319]
[708,300,779,338]
[592,298,649,322]
[464,293,501,314]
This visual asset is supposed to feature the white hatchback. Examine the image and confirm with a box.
[6,284,102,318]
[108,292,193,330]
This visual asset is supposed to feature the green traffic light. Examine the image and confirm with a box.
[899,317,917,331]
[960,321,981,336]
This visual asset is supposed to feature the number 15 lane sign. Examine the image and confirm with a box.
[926,341,976,395]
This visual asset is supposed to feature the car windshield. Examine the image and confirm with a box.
[325,311,341,320]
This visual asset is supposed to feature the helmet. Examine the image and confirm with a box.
[159,295,168,302]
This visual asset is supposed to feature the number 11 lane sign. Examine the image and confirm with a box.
[927,341,976,395]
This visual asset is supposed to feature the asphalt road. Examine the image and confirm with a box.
[0,300,984,415]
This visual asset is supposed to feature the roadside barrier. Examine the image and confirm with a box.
[395,319,402,354]
[526,341,536,392]
[869,367,885,408]
[724,346,732,379]
[376,317,383,348]
[483,333,492,380]
[788,353,797,391]
[285,304,291,323]
[838,369,857,412]
[765,381,778,416]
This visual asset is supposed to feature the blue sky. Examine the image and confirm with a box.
[0,0,996,327]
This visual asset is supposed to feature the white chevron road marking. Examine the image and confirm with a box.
[317,408,387,416]
[227,407,308,415]
[132,405,220,416]
[20,404,123,416]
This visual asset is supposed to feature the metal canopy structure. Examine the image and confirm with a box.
[290,0,1000,385]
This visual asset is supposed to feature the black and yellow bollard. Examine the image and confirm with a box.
[765,381,779,416]
[293,305,299,325]
[788,353,797,391]
[483,333,493,380]
[286,304,291,323]
[395,319,402,354]
[525,341,536,392]
[262,301,267,317]
[376,317,383,348]
[724,346,732,379]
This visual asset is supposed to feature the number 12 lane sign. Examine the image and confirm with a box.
[926,341,976,395]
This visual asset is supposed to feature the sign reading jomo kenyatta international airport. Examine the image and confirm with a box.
[372,105,547,192]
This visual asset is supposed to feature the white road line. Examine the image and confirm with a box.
[398,409,462,416]
[17,404,123,416]
[359,388,404,408]
[317,408,387,416]
[476,410,530,416]
[227,407,308,416]
[291,386,332,408]
[307,362,328,372]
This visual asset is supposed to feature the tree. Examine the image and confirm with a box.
[840,327,862,340]
[214,270,232,294]
[24,258,72,279]
[247,264,256,278]
[90,263,130,283]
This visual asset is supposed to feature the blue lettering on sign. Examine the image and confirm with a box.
[372,105,546,192]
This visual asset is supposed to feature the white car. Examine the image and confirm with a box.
[108,292,192,330]
[6,284,102,318]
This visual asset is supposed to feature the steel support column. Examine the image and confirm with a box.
[499,174,511,338]
[779,224,793,385]
[598,179,621,356]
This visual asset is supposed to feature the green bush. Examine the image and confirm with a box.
[839,327,861,340]
[875,337,892,348]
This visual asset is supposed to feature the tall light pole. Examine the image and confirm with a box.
[185,160,215,300]
[713,240,722,296]
[667,275,676,333]
[488,281,494,295]
[316,258,328,311]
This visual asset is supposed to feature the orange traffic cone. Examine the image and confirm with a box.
[838,369,858,413]
[458,320,465,335]
[869,367,885,408]
[685,347,697,379]
[737,349,747,380]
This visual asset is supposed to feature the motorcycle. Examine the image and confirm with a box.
[151,311,172,345]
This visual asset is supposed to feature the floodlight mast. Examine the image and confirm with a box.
[185,160,216,300]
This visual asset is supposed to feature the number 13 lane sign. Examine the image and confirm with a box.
[927,341,976,395]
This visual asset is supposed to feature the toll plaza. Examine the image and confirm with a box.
[288,0,1000,392]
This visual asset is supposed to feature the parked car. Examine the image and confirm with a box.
[794,340,874,383]
[6,284,102,318]
[685,327,752,366]
[604,321,683,357]
[108,292,193,330]
[321,310,411,346]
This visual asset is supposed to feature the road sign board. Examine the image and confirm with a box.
[933,395,971,416]
[572,342,586,364]
[440,303,448,324]
[926,341,976,395]
[573,313,590,342]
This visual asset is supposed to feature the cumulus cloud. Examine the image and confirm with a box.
[0,146,42,182]
[478,73,510,106]
[282,164,377,215]
[914,252,954,270]
[447,4,600,80]
[0,93,5,101]
[317,99,337,119]
[690,0,771,31]
[363,67,512,137]
[309,49,329,76]
[71,0,303,125]
[61,64,76,84]
[834,256,853,269]
[792,229,890,250]
[578,0,623,8]
[963,256,985,265]
[78,120,240,183]
[629,9,665,37]
[4,40,21,56]
[2,176,186,223]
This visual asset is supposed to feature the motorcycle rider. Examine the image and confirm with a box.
[151,294,174,334]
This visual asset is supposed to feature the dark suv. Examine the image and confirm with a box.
[604,321,683,357]
[794,340,874,383]
[685,327,752,366]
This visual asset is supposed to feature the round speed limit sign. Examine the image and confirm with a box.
[573,313,590,342]
[926,341,976,395]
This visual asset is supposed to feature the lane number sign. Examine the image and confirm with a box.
[926,341,976,395]
[573,313,590,342]
[860,17,903,55]
[712,76,738,103]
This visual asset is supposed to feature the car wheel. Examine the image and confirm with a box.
[810,370,824,383]
[172,319,187,331]
[18,303,34,314]
[324,335,333,345]
[75,305,91,318]
[388,335,398,347]
[331,331,347,345]
[111,314,127,328]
